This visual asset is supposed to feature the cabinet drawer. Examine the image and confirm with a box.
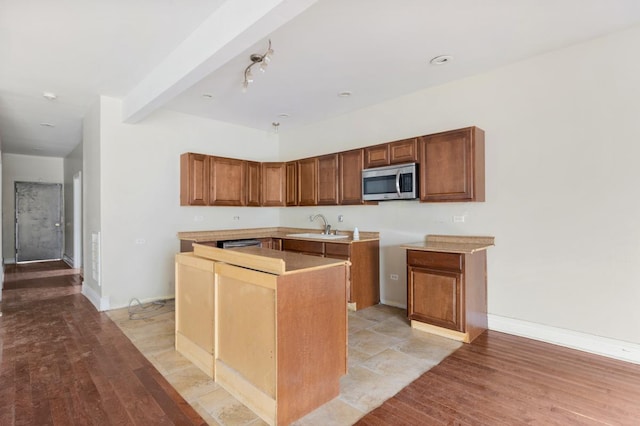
[283,239,324,255]
[407,250,462,272]
[325,243,350,259]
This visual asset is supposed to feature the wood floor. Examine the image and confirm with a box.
[3,261,640,425]
[0,261,206,425]
[357,330,640,425]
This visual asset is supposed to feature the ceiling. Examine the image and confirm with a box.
[2,0,640,158]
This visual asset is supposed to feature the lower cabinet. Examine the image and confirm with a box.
[407,249,487,343]
[282,239,379,310]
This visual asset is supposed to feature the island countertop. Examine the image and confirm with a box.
[402,234,495,254]
[192,243,349,275]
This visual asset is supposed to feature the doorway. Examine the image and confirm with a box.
[15,182,63,263]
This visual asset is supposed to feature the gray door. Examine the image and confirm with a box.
[15,182,63,262]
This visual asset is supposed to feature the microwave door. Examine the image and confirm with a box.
[363,175,397,197]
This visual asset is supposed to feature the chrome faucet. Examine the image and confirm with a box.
[311,214,331,234]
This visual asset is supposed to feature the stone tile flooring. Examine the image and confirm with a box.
[108,302,461,426]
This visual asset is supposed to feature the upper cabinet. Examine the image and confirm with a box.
[180,153,209,206]
[338,149,364,205]
[261,162,286,207]
[246,161,261,207]
[285,162,298,206]
[363,138,419,169]
[210,156,247,206]
[389,138,419,164]
[419,127,485,202]
[297,157,318,206]
[179,125,485,207]
[317,154,339,205]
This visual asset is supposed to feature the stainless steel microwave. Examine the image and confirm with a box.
[362,163,418,201]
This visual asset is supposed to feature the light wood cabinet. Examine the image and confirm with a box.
[175,253,216,377]
[180,153,209,206]
[210,156,247,206]
[285,162,298,206]
[339,149,364,205]
[407,249,487,343]
[297,157,318,206]
[261,162,286,207]
[282,239,379,310]
[317,154,339,205]
[419,127,485,202]
[246,161,261,207]
[185,244,348,426]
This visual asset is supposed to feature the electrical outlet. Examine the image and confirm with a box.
[233,216,240,220]
[453,215,466,223]
[309,215,314,222]
[390,274,399,281]
[135,238,146,245]
[338,214,344,222]
[194,215,204,222]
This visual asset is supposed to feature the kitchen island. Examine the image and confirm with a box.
[178,227,380,310]
[175,243,349,426]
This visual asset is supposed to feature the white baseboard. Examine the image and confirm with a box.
[488,314,640,365]
[62,254,74,268]
[81,281,110,311]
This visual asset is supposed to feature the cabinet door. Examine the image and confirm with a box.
[282,239,324,256]
[246,161,261,207]
[297,157,318,206]
[338,149,363,205]
[408,266,463,332]
[261,162,286,207]
[389,138,418,164]
[317,154,339,205]
[210,157,247,206]
[419,127,485,202]
[285,162,298,206]
[363,144,390,168]
[180,153,209,205]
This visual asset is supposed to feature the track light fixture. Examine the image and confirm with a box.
[242,40,274,92]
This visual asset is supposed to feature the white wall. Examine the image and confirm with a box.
[279,25,640,345]
[63,142,83,263]
[83,100,102,296]
[97,96,279,308]
[1,153,64,263]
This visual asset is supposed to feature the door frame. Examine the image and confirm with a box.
[73,171,82,268]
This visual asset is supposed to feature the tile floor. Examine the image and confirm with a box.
[107,302,461,426]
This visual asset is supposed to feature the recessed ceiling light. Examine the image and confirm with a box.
[338,91,352,98]
[39,122,55,127]
[277,113,290,119]
[430,55,454,65]
[201,93,214,99]
[43,92,57,101]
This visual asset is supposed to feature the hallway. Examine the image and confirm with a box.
[0,261,205,425]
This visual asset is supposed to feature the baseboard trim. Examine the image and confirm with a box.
[488,314,640,365]
[81,281,110,312]
[62,254,74,268]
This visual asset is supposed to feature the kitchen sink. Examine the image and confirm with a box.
[286,233,349,240]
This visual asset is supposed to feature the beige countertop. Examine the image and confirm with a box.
[192,243,349,275]
[402,235,495,254]
[178,227,379,244]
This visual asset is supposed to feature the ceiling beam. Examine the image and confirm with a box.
[122,0,318,123]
